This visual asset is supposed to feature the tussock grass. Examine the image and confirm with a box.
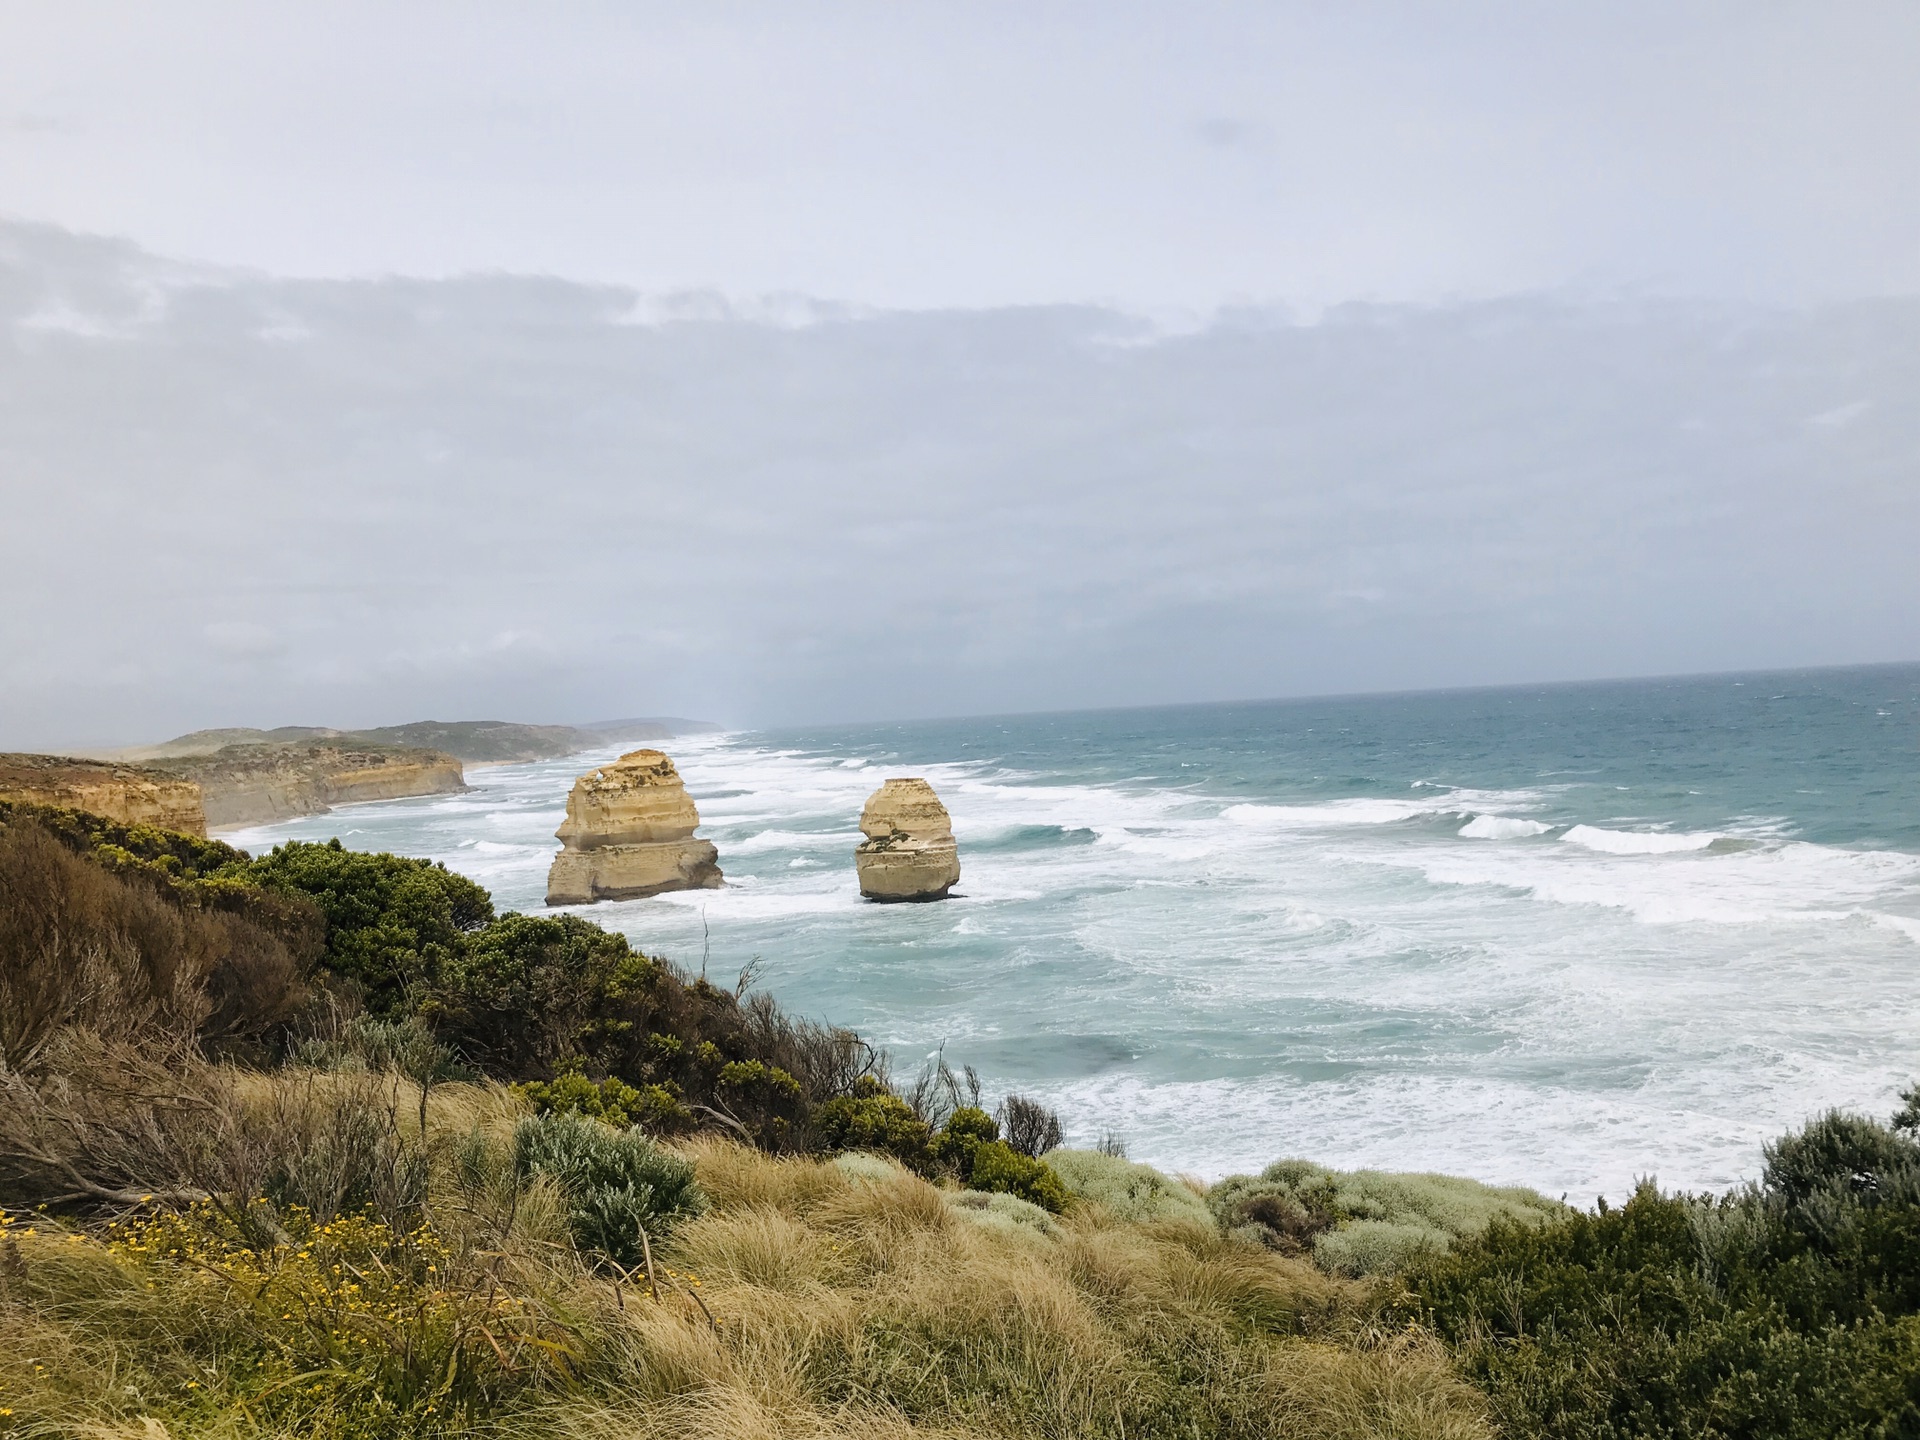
[0,1074,1490,1440]
[1045,1147,1219,1229]
[579,1140,1489,1440]
[1210,1159,1565,1276]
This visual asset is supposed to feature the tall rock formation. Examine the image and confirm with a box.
[546,749,723,905]
[0,753,208,836]
[856,778,961,902]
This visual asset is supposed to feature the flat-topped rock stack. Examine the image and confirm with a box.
[856,777,961,902]
[546,749,722,905]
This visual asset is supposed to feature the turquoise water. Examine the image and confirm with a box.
[230,665,1920,1201]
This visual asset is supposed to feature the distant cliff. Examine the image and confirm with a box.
[109,717,721,766]
[0,753,208,835]
[151,742,468,828]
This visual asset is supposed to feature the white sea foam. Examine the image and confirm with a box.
[1561,824,1720,854]
[1460,815,1553,839]
[224,722,1920,1202]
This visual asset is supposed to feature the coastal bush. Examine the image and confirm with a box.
[238,838,494,1013]
[813,1078,938,1170]
[997,1091,1065,1157]
[934,1104,1003,1175]
[968,1138,1072,1212]
[427,910,649,1073]
[0,795,244,881]
[512,1110,705,1268]
[0,818,305,1070]
[516,1065,694,1132]
[1212,1158,1562,1275]
[1397,1108,1920,1439]
[1047,1147,1216,1229]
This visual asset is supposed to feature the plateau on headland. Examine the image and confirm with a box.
[547,747,723,904]
[0,751,208,835]
[151,741,470,828]
[102,716,719,766]
[856,776,962,901]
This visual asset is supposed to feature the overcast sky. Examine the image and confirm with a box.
[2,3,1918,747]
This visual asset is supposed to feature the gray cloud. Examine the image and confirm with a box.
[0,3,1916,312]
[2,221,1917,750]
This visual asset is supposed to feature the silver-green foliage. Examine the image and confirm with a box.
[1210,1157,1564,1276]
[512,1110,705,1268]
[1045,1148,1214,1228]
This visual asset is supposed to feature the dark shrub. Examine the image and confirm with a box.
[239,839,493,1014]
[933,1105,1000,1178]
[427,911,647,1074]
[968,1140,1071,1214]
[513,1111,705,1268]
[813,1079,936,1171]
[1398,1110,1920,1440]
[1763,1109,1919,1205]
[997,1093,1064,1158]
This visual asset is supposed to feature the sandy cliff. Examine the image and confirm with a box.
[856,778,961,901]
[0,753,209,836]
[547,749,722,904]
[154,743,468,828]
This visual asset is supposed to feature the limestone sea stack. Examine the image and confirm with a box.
[546,749,722,905]
[856,778,961,902]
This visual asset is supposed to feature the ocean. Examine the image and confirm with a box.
[227,664,1920,1203]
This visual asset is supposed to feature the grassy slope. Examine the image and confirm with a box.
[0,1076,1489,1440]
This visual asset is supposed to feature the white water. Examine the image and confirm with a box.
[228,681,1920,1204]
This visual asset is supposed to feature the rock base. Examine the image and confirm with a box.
[546,838,723,905]
[855,835,961,901]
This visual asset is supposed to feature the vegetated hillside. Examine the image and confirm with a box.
[1,798,1916,1439]
[112,717,723,765]
[347,719,588,761]
[116,726,341,759]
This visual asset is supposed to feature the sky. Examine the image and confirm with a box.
[1,2,1918,747]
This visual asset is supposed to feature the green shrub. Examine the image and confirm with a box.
[238,839,493,1013]
[717,1058,803,1101]
[933,1104,1000,1176]
[1398,1110,1920,1439]
[515,1065,693,1132]
[427,911,649,1074]
[1211,1157,1562,1275]
[813,1080,936,1171]
[512,1110,704,1269]
[1047,1148,1214,1228]
[967,1139,1071,1213]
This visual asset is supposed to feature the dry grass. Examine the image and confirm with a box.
[0,1082,1491,1440]
[557,1141,1491,1440]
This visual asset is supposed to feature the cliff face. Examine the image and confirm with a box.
[856,778,961,902]
[547,749,722,904]
[0,753,208,836]
[155,743,468,828]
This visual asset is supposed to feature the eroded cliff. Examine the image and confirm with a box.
[153,742,468,828]
[0,753,209,836]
